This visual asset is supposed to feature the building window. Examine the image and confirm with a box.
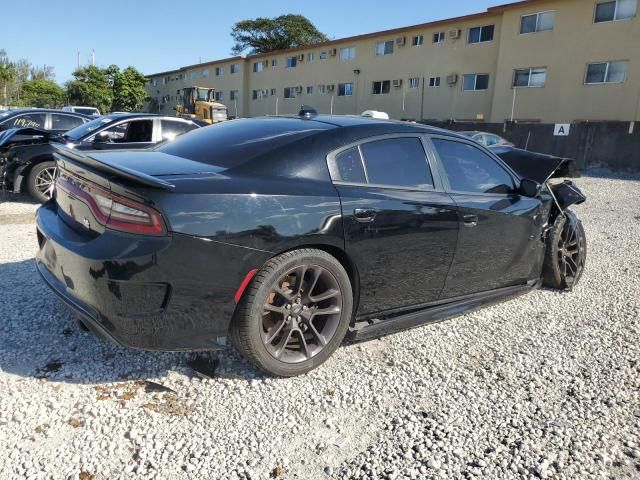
[520,11,555,33]
[433,32,445,44]
[513,67,547,87]
[202,69,209,78]
[340,47,356,62]
[428,77,441,87]
[412,35,424,46]
[306,86,313,94]
[215,91,223,101]
[468,25,495,44]
[253,62,263,73]
[372,80,391,94]
[286,56,297,68]
[319,51,327,60]
[462,74,490,91]
[338,83,353,96]
[375,40,394,56]
[230,63,239,74]
[409,77,420,89]
[307,52,315,61]
[252,90,263,100]
[284,87,296,98]
[215,67,224,76]
[230,90,238,101]
[594,0,637,22]
[270,88,276,96]
[271,59,277,67]
[585,61,628,84]
[318,84,326,94]
[189,71,196,80]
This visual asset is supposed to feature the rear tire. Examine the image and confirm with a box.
[542,210,586,290]
[230,249,353,377]
[27,161,56,203]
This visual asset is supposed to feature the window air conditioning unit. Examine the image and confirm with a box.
[392,79,403,88]
[446,74,459,85]
[448,29,461,39]
[329,48,337,56]
[326,84,335,91]
[396,36,406,46]
[297,54,304,61]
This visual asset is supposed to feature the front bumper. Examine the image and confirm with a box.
[35,202,265,351]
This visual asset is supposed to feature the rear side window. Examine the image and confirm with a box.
[360,138,433,188]
[334,147,366,183]
[161,120,197,141]
[51,114,84,131]
[3,113,46,129]
[432,138,514,194]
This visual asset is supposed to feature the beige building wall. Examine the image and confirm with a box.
[145,0,639,124]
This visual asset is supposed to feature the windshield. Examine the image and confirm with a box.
[74,107,99,116]
[195,89,211,101]
[64,116,118,140]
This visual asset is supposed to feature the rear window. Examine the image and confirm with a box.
[156,118,331,169]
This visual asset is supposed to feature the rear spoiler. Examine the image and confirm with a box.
[52,144,175,190]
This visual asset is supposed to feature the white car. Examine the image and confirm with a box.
[62,106,101,117]
[361,110,390,120]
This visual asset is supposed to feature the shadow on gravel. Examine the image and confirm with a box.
[0,191,40,205]
[0,258,262,386]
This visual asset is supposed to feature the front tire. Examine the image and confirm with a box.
[542,210,586,289]
[27,161,56,203]
[230,249,353,377]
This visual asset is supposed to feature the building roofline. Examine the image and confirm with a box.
[146,0,548,77]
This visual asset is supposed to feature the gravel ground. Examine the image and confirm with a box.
[0,172,639,480]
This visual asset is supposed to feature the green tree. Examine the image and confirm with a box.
[19,79,65,108]
[230,14,328,55]
[111,66,148,112]
[66,65,112,113]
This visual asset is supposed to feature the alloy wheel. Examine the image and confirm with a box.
[260,264,343,363]
[557,216,584,287]
[34,166,56,198]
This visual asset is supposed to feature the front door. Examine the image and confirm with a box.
[88,119,156,151]
[429,136,545,299]
[328,135,459,318]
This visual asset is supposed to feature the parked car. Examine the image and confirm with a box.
[36,114,586,377]
[0,109,90,133]
[62,106,101,117]
[0,113,203,202]
[459,130,515,148]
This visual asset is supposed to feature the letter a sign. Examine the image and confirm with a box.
[553,124,570,136]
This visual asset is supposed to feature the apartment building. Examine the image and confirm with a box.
[145,0,640,123]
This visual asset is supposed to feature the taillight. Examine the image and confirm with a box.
[56,171,166,236]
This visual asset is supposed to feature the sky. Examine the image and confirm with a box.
[1,0,500,83]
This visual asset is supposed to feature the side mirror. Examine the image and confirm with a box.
[93,131,111,144]
[519,178,540,197]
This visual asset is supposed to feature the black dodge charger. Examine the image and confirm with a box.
[35,114,586,376]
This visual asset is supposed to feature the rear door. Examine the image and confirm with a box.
[159,119,199,142]
[428,136,545,298]
[50,113,86,133]
[328,134,459,317]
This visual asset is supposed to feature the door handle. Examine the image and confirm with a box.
[354,208,377,223]
[463,214,478,227]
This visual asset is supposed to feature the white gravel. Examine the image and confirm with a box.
[0,172,639,480]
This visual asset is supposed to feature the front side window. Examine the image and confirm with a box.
[160,120,197,141]
[433,32,445,44]
[462,74,490,91]
[412,35,424,46]
[595,0,637,22]
[100,120,153,143]
[520,11,555,33]
[585,61,628,84]
[375,40,394,56]
[513,67,547,87]
[432,138,514,194]
[286,56,297,68]
[468,24,495,44]
[340,47,356,62]
[360,138,433,188]
[338,82,353,96]
[372,80,391,95]
[3,113,46,129]
[51,114,84,131]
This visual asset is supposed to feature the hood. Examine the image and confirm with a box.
[0,127,53,149]
[492,146,580,184]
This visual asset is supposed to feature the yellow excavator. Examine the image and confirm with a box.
[176,86,228,124]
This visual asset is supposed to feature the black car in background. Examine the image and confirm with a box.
[36,115,586,376]
[0,113,203,202]
[0,108,90,133]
